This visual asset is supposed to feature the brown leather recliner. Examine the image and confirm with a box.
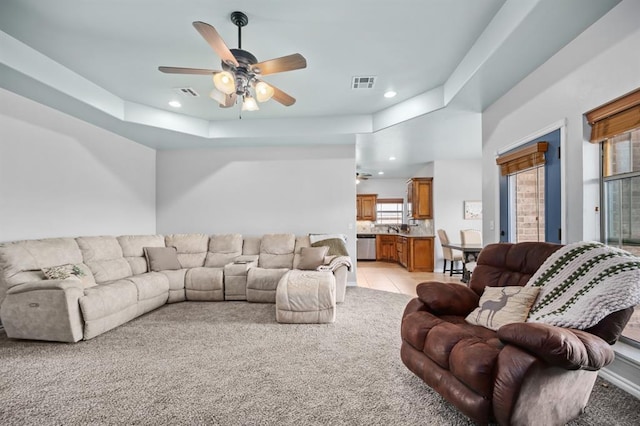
[400,242,633,425]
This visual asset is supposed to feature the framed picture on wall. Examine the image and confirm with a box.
[464,200,482,219]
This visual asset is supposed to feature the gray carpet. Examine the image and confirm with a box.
[0,287,638,425]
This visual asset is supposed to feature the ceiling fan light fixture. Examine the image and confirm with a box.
[255,81,274,103]
[241,95,259,111]
[213,71,236,95]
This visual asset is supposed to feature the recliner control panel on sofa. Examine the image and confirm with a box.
[0,233,350,342]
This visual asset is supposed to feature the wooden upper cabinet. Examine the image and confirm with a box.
[406,178,433,219]
[356,194,377,221]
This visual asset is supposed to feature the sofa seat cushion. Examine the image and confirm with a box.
[402,311,504,399]
[126,272,170,301]
[79,280,138,339]
[246,267,289,303]
[185,267,223,301]
[158,269,187,303]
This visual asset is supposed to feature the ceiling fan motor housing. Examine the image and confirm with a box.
[223,49,259,95]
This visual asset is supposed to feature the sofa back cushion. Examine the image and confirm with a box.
[205,234,243,267]
[469,242,562,296]
[242,236,262,256]
[292,235,311,269]
[77,236,133,283]
[0,237,90,288]
[117,235,165,275]
[259,234,295,269]
[164,234,209,268]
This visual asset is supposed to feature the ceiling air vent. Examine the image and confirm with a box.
[352,76,376,89]
[173,87,200,97]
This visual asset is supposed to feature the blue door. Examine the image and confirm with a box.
[499,129,562,243]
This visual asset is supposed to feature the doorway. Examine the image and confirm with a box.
[499,129,562,243]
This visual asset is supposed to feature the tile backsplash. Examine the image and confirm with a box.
[356,220,434,236]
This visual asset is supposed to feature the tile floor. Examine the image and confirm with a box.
[357,261,640,343]
[356,260,464,297]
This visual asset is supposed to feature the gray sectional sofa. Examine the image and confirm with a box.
[0,233,349,342]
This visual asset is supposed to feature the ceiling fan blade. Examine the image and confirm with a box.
[262,81,296,106]
[252,53,307,75]
[219,93,237,108]
[158,66,219,75]
[192,21,239,67]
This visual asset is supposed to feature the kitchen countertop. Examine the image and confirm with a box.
[357,232,434,238]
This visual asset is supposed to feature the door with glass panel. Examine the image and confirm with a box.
[499,129,562,243]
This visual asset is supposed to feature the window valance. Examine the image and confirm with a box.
[587,88,640,143]
[495,142,548,176]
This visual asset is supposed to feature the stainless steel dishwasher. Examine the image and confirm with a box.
[356,234,376,260]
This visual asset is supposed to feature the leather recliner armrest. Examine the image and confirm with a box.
[497,322,615,370]
[416,281,479,316]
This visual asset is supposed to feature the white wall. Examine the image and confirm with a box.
[0,89,156,242]
[156,144,357,278]
[432,159,483,271]
[357,179,407,199]
[482,0,640,244]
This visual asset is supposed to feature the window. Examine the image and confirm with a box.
[602,129,640,344]
[591,88,640,345]
[376,198,403,225]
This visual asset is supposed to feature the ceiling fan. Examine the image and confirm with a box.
[159,11,306,111]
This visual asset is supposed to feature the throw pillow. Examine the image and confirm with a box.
[42,264,86,281]
[144,246,181,272]
[298,246,329,270]
[465,286,540,331]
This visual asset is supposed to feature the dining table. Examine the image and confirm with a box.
[440,242,483,284]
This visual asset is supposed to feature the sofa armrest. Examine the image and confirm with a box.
[416,281,479,316]
[497,322,615,370]
[6,279,85,295]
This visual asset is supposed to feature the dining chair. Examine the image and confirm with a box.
[460,229,482,274]
[437,229,463,276]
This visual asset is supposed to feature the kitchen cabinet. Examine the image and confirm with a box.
[405,237,434,272]
[376,235,397,262]
[357,194,377,221]
[397,236,408,268]
[406,178,433,219]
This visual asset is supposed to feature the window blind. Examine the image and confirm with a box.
[587,88,640,143]
[495,142,548,176]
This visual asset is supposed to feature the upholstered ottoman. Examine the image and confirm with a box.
[275,270,336,324]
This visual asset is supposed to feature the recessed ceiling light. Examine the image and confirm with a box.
[378,171,384,175]
[384,91,397,98]
[168,100,182,108]
[389,156,396,161]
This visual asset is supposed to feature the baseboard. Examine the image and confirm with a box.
[599,343,640,399]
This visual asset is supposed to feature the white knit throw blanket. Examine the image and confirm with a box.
[317,256,352,272]
[526,241,640,329]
